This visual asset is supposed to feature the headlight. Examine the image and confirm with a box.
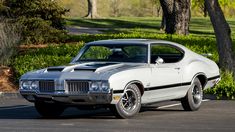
[21,80,38,90]
[90,82,99,91]
[101,82,109,92]
[22,81,30,89]
[31,81,39,90]
[89,81,110,93]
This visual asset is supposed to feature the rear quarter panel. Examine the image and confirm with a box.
[182,51,220,86]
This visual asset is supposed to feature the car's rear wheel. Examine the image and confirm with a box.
[181,78,203,111]
[110,84,141,119]
[34,101,65,118]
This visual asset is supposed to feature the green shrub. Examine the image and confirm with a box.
[12,33,235,99]
[1,0,69,44]
[12,43,84,79]
[16,17,68,44]
[205,71,235,99]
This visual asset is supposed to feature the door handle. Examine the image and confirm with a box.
[174,67,180,70]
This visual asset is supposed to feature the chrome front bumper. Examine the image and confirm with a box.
[20,91,113,105]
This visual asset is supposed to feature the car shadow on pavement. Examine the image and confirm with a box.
[0,105,38,119]
[0,105,185,120]
[0,106,117,119]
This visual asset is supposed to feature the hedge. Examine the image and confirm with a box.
[12,33,235,99]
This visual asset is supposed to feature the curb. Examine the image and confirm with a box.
[0,92,22,99]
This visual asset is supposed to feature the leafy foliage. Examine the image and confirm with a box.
[13,42,84,79]
[1,0,69,44]
[206,71,235,99]
[192,0,235,17]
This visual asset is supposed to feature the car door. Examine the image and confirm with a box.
[146,43,184,102]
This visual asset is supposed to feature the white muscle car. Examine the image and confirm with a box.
[19,39,220,118]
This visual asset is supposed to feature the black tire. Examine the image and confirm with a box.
[34,101,65,118]
[181,78,203,111]
[110,84,141,119]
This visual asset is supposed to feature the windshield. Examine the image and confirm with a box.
[77,44,148,63]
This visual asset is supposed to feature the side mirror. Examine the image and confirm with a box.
[155,57,164,65]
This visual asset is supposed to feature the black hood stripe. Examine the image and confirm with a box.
[74,63,118,71]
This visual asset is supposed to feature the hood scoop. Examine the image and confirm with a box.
[47,67,64,72]
[73,63,118,72]
[74,67,96,72]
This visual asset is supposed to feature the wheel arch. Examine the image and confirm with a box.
[192,73,208,89]
[124,80,144,96]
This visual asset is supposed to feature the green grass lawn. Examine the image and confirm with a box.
[66,17,235,38]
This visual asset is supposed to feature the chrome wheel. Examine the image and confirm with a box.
[192,85,202,105]
[181,78,203,111]
[110,84,141,119]
[121,88,138,112]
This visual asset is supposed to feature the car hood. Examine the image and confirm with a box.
[20,62,143,80]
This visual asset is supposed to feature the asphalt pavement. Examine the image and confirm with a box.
[0,97,234,132]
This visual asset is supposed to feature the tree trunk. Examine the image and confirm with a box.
[160,14,166,31]
[160,0,191,35]
[84,0,98,19]
[203,1,207,17]
[205,0,234,71]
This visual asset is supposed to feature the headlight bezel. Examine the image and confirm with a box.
[31,81,39,90]
[20,80,39,91]
[22,81,30,90]
[101,82,109,92]
[90,81,99,91]
[89,81,110,93]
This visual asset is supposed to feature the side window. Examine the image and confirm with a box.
[151,44,184,64]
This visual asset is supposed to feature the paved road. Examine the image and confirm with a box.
[66,26,108,35]
[0,98,234,132]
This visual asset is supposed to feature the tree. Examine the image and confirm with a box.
[84,0,98,18]
[159,0,191,35]
[192,0,207,17]
[205,0,234,72]
[0,0,69,44]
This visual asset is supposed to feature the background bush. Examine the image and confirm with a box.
[13,34,218,78]
[1,0,69,44]
[206,71,235,99]
[12,34,234,98]
[13,42,84,79]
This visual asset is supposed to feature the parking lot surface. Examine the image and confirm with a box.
[0,98,234,132]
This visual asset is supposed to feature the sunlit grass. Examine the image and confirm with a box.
[66,17,235,39]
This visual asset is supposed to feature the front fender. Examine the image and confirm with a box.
[108,68,150,104]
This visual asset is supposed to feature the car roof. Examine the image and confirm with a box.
[87,39,162,45]
[86,39,188,51]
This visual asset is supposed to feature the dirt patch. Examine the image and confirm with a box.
[0,66,18,92]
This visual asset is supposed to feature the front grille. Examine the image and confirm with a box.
[39,80,55,93]
[66,81,89,94]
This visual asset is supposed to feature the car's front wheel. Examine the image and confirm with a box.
[110,84,141,119]
[34,101,65,118]
[181,78,203,111]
